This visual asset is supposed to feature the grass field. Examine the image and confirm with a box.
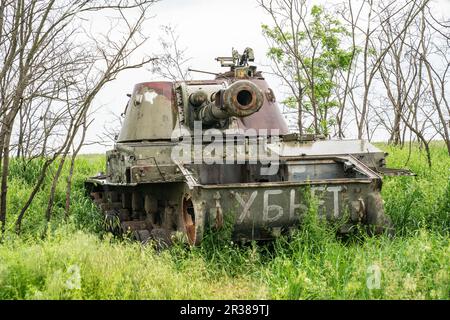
[0,143,448,299]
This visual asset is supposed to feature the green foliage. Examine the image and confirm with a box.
[262,5,357,135]
[3,155,105,237]
[0,144,448,299]
[376,142,450,235]
[0,231,262,299]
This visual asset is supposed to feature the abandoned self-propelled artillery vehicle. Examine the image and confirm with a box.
[86,48,408,246]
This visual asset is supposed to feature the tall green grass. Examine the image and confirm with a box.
[378,143,450,235]
[0,143,448,299]
[5,155,105,237]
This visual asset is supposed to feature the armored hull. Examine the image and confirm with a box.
[85,49,407,245]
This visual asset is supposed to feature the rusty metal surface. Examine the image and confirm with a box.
[85,48,402,246]
[194,182,381,241]
[236,78,289,134]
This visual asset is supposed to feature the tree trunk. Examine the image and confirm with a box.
[16,159,52,233]
[0,129,11,235]
[45,154,67,224]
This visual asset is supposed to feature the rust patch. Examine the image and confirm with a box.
[182,195,196,245]
[236,78,289,134]
[135,81,173,101]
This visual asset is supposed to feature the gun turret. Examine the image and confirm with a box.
[195,80,263,125]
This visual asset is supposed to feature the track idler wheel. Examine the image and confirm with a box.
[181,193,203,246]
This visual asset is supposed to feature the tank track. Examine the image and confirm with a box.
[89,189,175,248]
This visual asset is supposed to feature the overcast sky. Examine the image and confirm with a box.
[83,0,450,153]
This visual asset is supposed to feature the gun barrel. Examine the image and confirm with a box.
[197,80,264,124]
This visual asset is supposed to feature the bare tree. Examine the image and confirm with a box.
[421,9,450,155]
[44,5,156,229]
[355,0,430,140]
[96,110,125,146]
[65,114,92,220]
[375,3,449,165]
[0,0,157,235]
[259,0,307,134]
[150,25,192,81]
[334,0,366,138]
[258,0,448,157]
